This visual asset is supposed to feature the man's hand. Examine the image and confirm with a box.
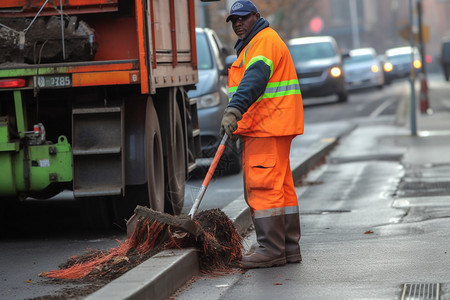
[220,107,242,139]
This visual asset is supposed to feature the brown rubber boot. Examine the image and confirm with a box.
[240,215,286,269]
[285,212,302,263]
[240,252,286,269]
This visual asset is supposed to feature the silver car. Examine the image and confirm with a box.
[188,28,242,175]
[287,36,348,102]
[343,48,384,91]
[383,46,421,84]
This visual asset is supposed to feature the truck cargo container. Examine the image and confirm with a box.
[0,0,215,228]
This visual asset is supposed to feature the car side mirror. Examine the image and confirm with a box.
[221,47,230,58]
[219,68,228,76]
[341,52,350,60]
[225,55,237,69]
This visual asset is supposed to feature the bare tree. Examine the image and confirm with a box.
[255,0,317,40]
[202,0,317,49]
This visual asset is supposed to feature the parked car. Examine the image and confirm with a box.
[383,46,422,84]
[188,27,242,174]
[440,38,450,81]
[287,36,348,102]
[343,47,384,91]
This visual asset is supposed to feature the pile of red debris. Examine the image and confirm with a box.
[41,208,242,281]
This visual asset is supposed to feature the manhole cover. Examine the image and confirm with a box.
[401,283,440,300]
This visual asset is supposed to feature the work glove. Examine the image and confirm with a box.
[219,107,242,139]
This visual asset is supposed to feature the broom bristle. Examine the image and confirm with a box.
[41,209,242,280]
[43,218,166,280]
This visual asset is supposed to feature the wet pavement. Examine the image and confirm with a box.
[87,74,450,300]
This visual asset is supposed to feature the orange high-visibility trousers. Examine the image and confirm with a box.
[242,135,299,219]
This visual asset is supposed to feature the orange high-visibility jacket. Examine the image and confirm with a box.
[228,27,304,137]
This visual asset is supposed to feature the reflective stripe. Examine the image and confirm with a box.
[228,86,238,102]
[243,41,273,77]
[243,41,254,65]
[246,56,274,78]
[258,80,301,102]
[228,80,301,102]
[254,205,299,219]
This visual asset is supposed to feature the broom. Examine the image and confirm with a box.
[42,134,242,279]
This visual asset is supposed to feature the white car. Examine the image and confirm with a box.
[343,47,384,91]
[383,46,422,84]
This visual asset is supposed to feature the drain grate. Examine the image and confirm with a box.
[396,181,450,198]
[401,283,440,300]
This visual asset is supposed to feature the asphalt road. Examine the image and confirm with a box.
[0,80,410,300]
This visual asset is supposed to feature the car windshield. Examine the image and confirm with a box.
[344,54,374,65]
[288,42,335,62]
[443,42,450,61]
[196,32,213,70]
[387,53,414,63]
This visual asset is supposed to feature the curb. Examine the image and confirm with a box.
[85,136,342,300]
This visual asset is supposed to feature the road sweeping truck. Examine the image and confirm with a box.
[0,0,215,228]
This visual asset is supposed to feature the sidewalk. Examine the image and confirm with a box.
[85,121,354,300]
[214,76,450,300]
[86,76,450,300]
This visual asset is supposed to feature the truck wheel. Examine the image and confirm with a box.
[112,97,165,228]
[145,98,165,212]
[165,95,185,215]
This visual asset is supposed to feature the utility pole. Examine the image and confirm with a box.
[408,0,417,136]
[349,0,360,49]
[198,1,206,28]
[417,0,426,75]
[416,0,430,115]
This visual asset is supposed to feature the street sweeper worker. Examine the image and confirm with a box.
[220,0,304,269]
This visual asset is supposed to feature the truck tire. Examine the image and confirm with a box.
[145,98,165,212]
[165,95,185,215]
[112,97,165,228]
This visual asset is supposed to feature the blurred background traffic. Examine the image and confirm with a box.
[196,0,448,75]
[191,0,450,174]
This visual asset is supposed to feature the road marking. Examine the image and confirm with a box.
[370,97,395,118]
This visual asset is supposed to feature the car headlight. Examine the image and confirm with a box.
[371,65,379,73]
[330,67,342,77]
[384,62,393,72]
[197,91,221,109]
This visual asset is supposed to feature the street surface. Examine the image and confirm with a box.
[173,73,450,300]
[183,82,404,213]
[1,77,419,300]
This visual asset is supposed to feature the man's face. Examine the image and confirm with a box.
[229,12,260,39]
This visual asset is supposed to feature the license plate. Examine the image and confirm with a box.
[35,75,72,88]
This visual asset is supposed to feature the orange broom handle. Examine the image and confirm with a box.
[202,133,227,187]
[188,133,228,219]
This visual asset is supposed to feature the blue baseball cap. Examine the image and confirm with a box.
[226,0,258,22]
